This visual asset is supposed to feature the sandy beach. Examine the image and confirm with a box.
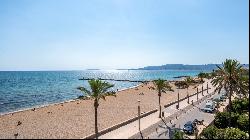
[0,79,210,139]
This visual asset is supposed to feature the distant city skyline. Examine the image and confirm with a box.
[0,0,249,71]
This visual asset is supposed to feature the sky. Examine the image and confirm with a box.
[0,0,249,70]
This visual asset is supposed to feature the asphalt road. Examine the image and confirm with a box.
[146,91,225,139]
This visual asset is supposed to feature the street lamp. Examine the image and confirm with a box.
[202,84,204,96]
[187,87,189,104]
[138,100,141,132]
[197,87,199,101]
[207,82,209,94]
[177,88,180,109]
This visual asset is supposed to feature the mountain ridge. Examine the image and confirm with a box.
[130,64,249,71]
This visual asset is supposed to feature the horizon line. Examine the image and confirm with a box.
[0,63,249,72]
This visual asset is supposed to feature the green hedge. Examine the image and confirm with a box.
[237,114,249,133]
[214,112,239,128]
[201,126,249,139]
[232,98,249,114]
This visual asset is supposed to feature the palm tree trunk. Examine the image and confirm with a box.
[229,85,232,127]
[158,92,161,118]
[94,100,99,139]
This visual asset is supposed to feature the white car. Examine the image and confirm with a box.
[206,99,216,104]
[203,101,215,113]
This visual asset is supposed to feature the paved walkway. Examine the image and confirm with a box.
[146,91,227,139]
[147,101,214,138]
[129,90,218,139]
[130,88,230,139]
[100,80,215,139]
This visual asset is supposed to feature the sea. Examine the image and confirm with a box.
[0,70,210,115]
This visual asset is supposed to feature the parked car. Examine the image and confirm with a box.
[183,121,197,134]
[193,119,204,125]
[220,93,227,100]
[219,95,226,101]
[206,99,216,104]
[203,101,215,113]
[222,92,227,97]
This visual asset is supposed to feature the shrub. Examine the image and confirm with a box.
[232,98,249,114]
[237,114,249,133]
[222,127,249,139]
[201,126,249,139]
[173,129,185,139]
[241,99,249,111]
[214,112,230,128]
[174,81,188,89]
[201,125,218,139]
[214,112,239,128]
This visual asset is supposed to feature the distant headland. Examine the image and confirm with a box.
[129,64,249,71]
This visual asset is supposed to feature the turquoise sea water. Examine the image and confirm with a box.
[0,70,210,114]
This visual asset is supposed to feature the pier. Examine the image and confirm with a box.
[78,77,150,83]
[78,77,177,83]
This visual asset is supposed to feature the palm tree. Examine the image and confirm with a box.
[77,79,116,139]
[211,59,248,127]
[198,72,207,83]
[184,78,191,103]
[185,76,195,84]
[153,79,174,118]
[238,68,249,98]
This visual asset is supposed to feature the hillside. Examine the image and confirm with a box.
[134,64,249,71]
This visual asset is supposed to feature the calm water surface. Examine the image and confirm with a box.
[0,70,210,114]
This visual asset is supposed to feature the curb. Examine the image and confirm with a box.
[83,88,211,139]
[82,109,158,139]
[129,90,214,139]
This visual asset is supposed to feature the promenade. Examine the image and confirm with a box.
[99,80,215,139]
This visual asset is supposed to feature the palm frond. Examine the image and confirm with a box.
[77,79,116,101]
[77,86,91,96]
[212,59,248,98]
[153,79,174,93]
[98,91,116,101]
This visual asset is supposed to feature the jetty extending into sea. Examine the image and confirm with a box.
[79,77,150,83]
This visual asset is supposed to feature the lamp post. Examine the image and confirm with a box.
[177,88,180,109]
[187,87,189,104]
[202,84,204,96]
[207,82,209,94]
[138,100,141,132]
[197,87,199,101]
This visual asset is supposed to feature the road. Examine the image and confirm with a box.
[100,79,216,139]
[145,91,227,139]
[100,88,213,139]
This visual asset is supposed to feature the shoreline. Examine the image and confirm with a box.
[0,77,197,116]
[0,83,143,117]
[0,78,211,139]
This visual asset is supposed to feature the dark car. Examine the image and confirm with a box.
[183,121,197,134]
[220,93,227,101]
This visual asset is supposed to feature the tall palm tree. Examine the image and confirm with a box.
[238,68,249,98]
[77,79,116,139]
[153,79,174,118]
[211,59,248,127]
